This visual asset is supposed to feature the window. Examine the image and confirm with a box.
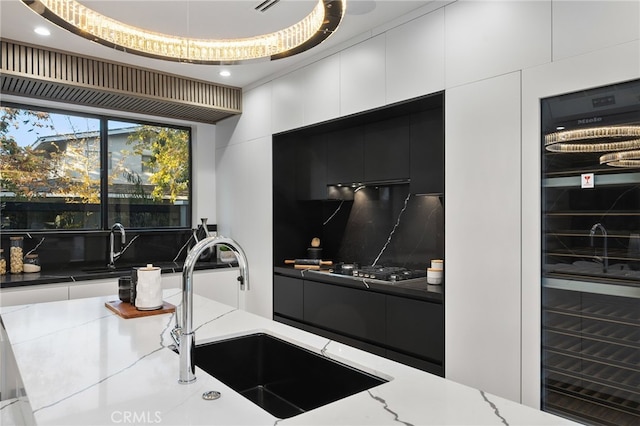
[0,105,191,230]
[107,121,190,228]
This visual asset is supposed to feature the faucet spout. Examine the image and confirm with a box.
[176,236,249,384]
[109,222,126,268]
[589,222,608,273]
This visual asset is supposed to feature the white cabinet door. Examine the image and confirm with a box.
[552,0,640,61]
[302,55,340,126]
[386,7,445,104]
[271,68,306,133]
[193,269,240,308]
[444,0,550,88]
[339,35,386,116]
[0,284,68,307]
[68,278,118,300]
[445,71,522,402]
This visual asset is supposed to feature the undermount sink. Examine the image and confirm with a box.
[184,333,387,419]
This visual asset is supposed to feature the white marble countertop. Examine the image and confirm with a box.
[0,290,578,425]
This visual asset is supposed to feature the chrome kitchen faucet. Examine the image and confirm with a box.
[109,222,126,269]
[173,236,249,384]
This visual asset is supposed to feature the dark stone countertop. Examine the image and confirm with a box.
[274,266,443,303]
[1,260,238,289]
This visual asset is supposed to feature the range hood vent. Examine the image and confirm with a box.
[0,39,242,124]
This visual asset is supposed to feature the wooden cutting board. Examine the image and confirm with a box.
[105,300,176,319]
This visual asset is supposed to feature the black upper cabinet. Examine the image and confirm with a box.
[410,107,444,195]
[296,134,327,200]
[364,115,411,182]
[277,93,445,200]
[326,126,365,185]
[326,116,412,186]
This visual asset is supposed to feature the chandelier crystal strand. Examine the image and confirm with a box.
[599,149,640,167]
[545,126,640,153]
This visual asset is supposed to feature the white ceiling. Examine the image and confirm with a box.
[0,0,434,88]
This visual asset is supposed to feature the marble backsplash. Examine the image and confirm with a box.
[308,184,444,270]
[0,228,201,271]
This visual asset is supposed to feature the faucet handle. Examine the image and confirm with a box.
[170,326,182,346]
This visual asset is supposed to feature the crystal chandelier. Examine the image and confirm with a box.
[22,0,346,64]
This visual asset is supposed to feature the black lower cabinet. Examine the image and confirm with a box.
[304,280,386,343]
[273,274,444,376]
[386,295,444,365]
[273,275,304,320]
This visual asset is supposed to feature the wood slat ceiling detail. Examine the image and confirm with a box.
[0,39,242,124]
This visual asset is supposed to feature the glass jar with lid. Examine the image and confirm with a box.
[10,236,24,274]
[0,248,6,275]
[23,253,41,273]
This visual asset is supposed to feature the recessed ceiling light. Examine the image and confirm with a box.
[219,70,231,77]
[34,27,51,36]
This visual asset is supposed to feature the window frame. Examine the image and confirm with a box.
[0,101,193,232]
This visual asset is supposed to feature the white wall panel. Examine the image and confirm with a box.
[339,35,386,116]
[445,71,522,402]
[521,40,640,409]
[192,123,217,223]
[386,7,445,104]
[302,55,341,126]
[216,84,272,148]
[215,134,273,318]
[444,0,550,88]
[552,0,640,61]
[271,68,305,134]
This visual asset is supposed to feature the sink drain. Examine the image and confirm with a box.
[202,390,221,401]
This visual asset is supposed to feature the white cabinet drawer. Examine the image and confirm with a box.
[1,284,68,307]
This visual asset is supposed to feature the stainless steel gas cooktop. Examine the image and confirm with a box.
[313,263,428,287]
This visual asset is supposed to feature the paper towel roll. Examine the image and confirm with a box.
[135,264,163,310]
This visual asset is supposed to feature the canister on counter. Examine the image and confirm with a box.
[0,249,6,275]
[10,236,24,274]
[118,276,132,303]
[23,254,41,273]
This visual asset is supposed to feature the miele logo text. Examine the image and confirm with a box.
[111,411,162,424]
[577,117,603,125]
